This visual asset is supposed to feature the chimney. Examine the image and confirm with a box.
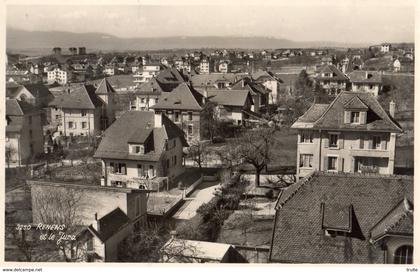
[389,100,396,118]
[154,111,162,128]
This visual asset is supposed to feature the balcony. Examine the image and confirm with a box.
[350,148,390,158]
[106,172,168,191]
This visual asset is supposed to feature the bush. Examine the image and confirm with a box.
[212,136,225,144]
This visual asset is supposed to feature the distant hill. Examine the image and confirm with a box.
[7,28,372,54]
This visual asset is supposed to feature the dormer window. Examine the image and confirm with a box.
[130,144,144,154]
[351,112,360,123]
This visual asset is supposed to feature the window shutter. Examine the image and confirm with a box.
[324,134,329,148]
[359,134,364,149]
[338,157,343,172]
[381,139,387,150]
[323,157,329,171]
[344,111,350,124]
[338,134,344,149]
[368,138,373,149]
[297,133,301,143]
[122,164,126,175]
[360,111,367,124]
[351,157,355,173]
[109,162,114,173]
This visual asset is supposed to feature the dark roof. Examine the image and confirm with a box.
[316,65,348,81]
[135,78,164,95]
[230,80,270,95]
[49,85,104,110]
[197,89,253,107]
[270,172,413,263]
[370,198,413,242]
[88,208,130,242]
[95,78,116,95]
[156,67,185,84]
[94,111,187,161]
[291,92,402,132]
[6,85,20,98]
[190,73,244,87]
[6,99,37,116]
[151,83,204,111]
[348,71,382,84]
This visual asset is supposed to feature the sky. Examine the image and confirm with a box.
[6,0,415,44]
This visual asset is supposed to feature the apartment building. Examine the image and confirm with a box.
[291,91,402,179]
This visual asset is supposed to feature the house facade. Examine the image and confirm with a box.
[6,99,44,165]
[94,111,188,189]
[315,64,349,95]
[47,67,69,85]
[251,71,281,104]
[49,85,105,137]
[151,83,204,144]
[291,92,402,180]
[348,71,382,97]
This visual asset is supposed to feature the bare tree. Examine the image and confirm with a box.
[234,127,277,187]
[32,186,87,262]
[187,140,208,172]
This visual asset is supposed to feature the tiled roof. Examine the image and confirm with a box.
[94,111,187,161]
[198,89,253,107]
[190,73,245,87]
[270,172,413,263]
[348,71,382,84]
[151,83,204,111]
[291,92,402,132]
[156,67,185,84]
[95,78,116,95]
[88,208,130,242]
[135,78,164,95]
[344,96,369,110]
[230,80,270,95]
[370,198,413,242]
[251,70,279,82]
[49,85,104,110]
[6,99,37,116]
[316,65,348,81]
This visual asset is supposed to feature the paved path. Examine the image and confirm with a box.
[173,181,220,220]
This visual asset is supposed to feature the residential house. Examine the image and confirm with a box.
[133,78,165,111]
[48,84,105,137]
[103,65,116,76]
[6,99,44,165]
[251,70,281,104]
[151,83,205,143]
[160,238,248,263]
[218,61,230,73]
[348,71,382,96]
[230,78,269,113]
[94,78,117,127]
[47,66,69,85]
[133,64,161,85]
[199,58,212,74]
[291,91,402,179]
[381,43,392,53]
[393,59,401,72]
[315,65,349,95]
[198,89,254,126]
[28,180,149,262]
[6,83,54,108]
[94,110,188,188]
[269,171,413,264]
[190,73,245,90]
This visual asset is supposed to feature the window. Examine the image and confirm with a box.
[141,98,145,103]
[29,130,33,138]
[369,84,373,89]
[327,156,337,171]
[188,112,193,121]
[82,122,87,129]
[300,132,313,143]
[155,98,159,104]
[300,154,313,168]
[174,112,180,122]
[68,121,74,129]
[372,136,381,150]
[351,112,360,123]
[87,239,94,251]
[81,110,87,116]
[111,163,126,175]
[394,245,413,264]
[28,116,32,125]
[174,155,177,166]
[329,134,338,148]
[149,165,155,177]
[187,125,193,135]
[55,115,60,120]
[137,164,145,177]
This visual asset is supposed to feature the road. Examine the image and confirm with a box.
[172,181,220,220]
